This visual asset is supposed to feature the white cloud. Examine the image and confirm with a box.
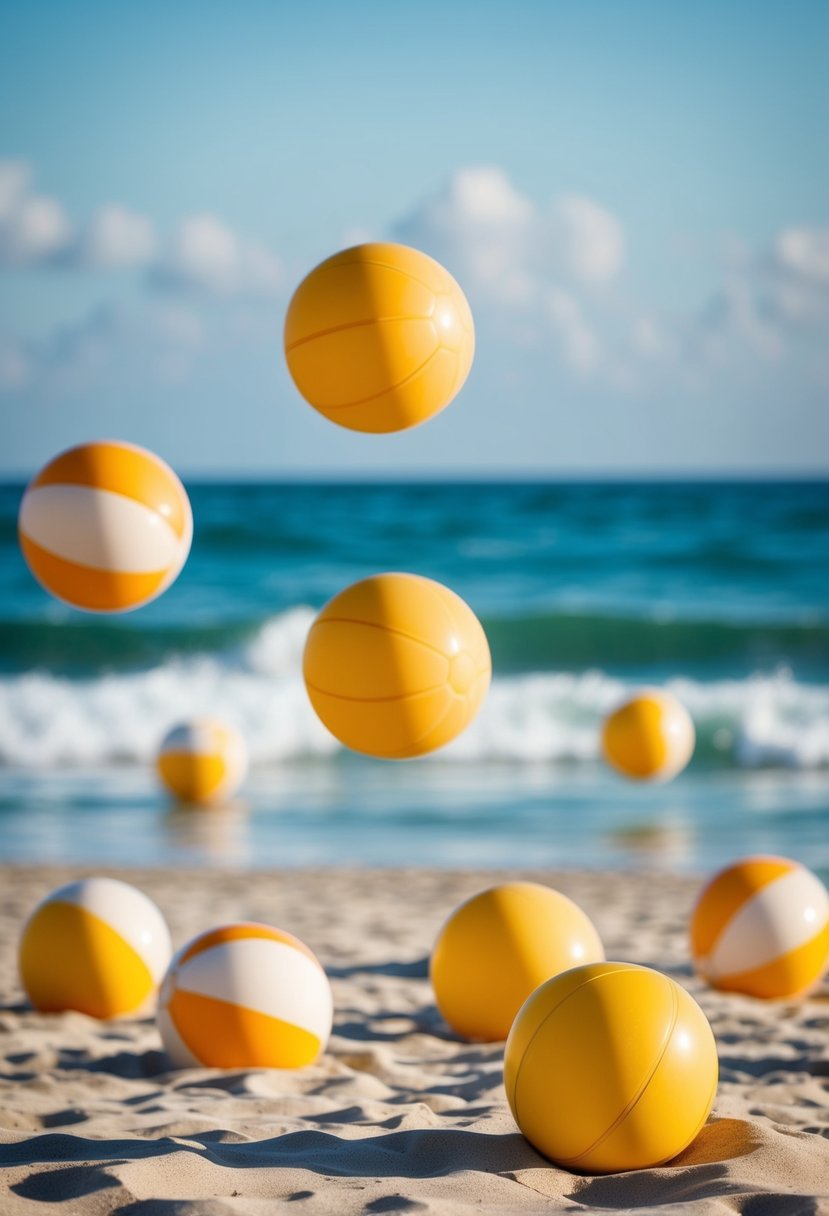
[0,162,72,264]
[0,332,30,390]
[774,225,829,286]
[77,205,157,269]
[545,288,600,373]
[551,195,625,283]
[152,213,282,297]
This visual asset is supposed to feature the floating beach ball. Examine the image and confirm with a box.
[157,922,333,1069]
[284,242,475,433]
[504,962,718,1173]
[691,855,829,999]
[18,440,193,613]
[431,882,604,1041]
[19,877,172,1019]
[303,572,491,759]
[157,719,248,806]
[601,689,695,781]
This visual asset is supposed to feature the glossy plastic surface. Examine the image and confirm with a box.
[18,877,172,1018]
[284,242,475,433]
[504,961,718,1173]
[18,440,192,613]
[691,855,829,999]
[157,719,248,805]
[303,572,491,759]
[430,882,604,1041]
[601,688,695,781]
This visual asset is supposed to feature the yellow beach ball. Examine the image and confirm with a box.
[431,882,604,1041]
[602,689,695,781]
[157,719,248,806]
[157,922,333,1069]
[303,572,491,759]
[284,242,475,433]
[18,440,192,613]
[19,877,172,1019]
[505,962,718,1173]
[691,855,829,999]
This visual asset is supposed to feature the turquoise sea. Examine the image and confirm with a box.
[1,479,827,875]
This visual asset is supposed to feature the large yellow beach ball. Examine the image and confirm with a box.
[505,962,718,1173]
[602,689,695,781]
[18,440,193,613]
[430,882,604,1041]
[303,573,491,759]
[19,877,172,1019]
[284,242,475,433]
[157,719,248,806]
[691,855,829,999]
[157,922,333,1069]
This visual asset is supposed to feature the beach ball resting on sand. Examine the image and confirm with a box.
[303,572,491,759]
[504,961,718,1173]
[157,922,333,1069]
[157,719,248,806]
[19,877,172,1019]
[430,882,604,1041]
[601,688,695,781]
[284,242,475,433]
[691,855,829,1000]
[18,439,193,613]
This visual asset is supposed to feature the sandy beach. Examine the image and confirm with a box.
[0,864,827,1215]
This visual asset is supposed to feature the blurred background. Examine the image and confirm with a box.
[1,0,827,873]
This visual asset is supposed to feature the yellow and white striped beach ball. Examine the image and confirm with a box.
[18,439,193,612]
[19,877,172,1019]
[157,923,334,1069]
[691,856,829,999]
[157,719,248,805]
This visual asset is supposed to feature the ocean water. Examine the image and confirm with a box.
[1,479,827,875]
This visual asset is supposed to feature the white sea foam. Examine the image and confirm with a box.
[1,608,828,770]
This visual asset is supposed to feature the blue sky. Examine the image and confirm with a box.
[1,0,827,476]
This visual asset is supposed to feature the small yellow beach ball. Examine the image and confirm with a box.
[430,882,604,1041]
[691,855,829,999]
[284,242,475,433]
[602,688,695,781]
[157,922,334,1069]
[157,719,248,806]
[19,877,172,1019]
[505,961,718,1173]
[303,572,491,759]
[18,440,193,613]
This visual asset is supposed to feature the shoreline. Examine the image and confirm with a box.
[1,864,827,1214]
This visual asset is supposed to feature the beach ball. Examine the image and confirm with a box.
[431,882,604,1041]
[284,242,475,433]
[157,719,248,806]
[18,439,193,613]
[157,922,333,1069]
[691,856,829,999]
[19,877,172,1019]
[602,689,695,781]
[504,962,718,1173]
[303,572,491,759]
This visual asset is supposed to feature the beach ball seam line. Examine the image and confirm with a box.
[511,967,641,1125]
[292,253,450,289]
[304,346,443,413]
[285,314,434,352]
[308,615,462,664]
[555,977,680,1168]
[304,678,448,705]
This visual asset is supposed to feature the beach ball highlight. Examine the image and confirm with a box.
[19,877,172,1019]
[691,855,829,999]
[303,572,491,759]
[18,440,193,613]
[431,882,604,1041]
[157,922,333,1069]
[284,242,475,433]
[157,719,248,806]
[504,961,718,1173]
[602,689,695,782]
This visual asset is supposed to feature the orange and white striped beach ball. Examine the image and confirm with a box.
[19,877,172,1019]
[157,923,333,1069]
[18,440,192,613]
[691,856,829,999]
[157,719,248,805]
